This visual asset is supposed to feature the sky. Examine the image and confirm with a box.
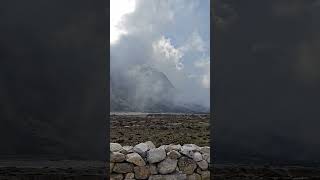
[110,0,210,107]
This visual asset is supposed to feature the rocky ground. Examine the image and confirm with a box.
[110,113,210,147]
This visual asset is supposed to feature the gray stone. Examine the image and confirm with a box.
[200,171,210,180]
[145,141,156,149]
[125,173,135,180]
[111,143,123,152]
[133,143,149,157]
[167,150,181,159]
[134,166,151,179]
[178,157,197,175]
[113,163,134,173]
[187,173,201,180]
[180,144,199,158]
[149,164,158,175]
[202,153,210,163]
[197,160,208,170]
[147,148,166,164]
[121,146,134,154]
[110,173,123,180]
[192,152,202,162]
[126,152,146,166]
[111,152,126,162]
[157,158,178,174]
[199,146,210,154]
[148,174,187,180]
[110,163,114,173]
[166,144,182,152]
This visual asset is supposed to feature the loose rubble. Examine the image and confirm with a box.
[109,142,210,180]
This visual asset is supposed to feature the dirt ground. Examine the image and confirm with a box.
[110,113,210,147]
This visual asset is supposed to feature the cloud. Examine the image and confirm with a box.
[152,36,184,70]
[110,0,210,109]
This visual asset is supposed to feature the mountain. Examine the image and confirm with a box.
[110,64,208,113]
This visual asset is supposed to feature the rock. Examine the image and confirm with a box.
[111,143,123,152]
[148,174,187,180]
[187,173,201,180]
[180,144,199,158]
[166,144,182,152]
[157,158,178,174]
[133,143,149,157]
[134,166,151,179]
[111,152,126,162]
[149,164,158,175]
[113,163,134,173]
[125,172,135,180]
[178,157,197,175]
[200,171,210,180]
[197,160,208,170]
[145,141,156,149]
[121,146,134,154]
[158,145,168,151]
[126,153,146,166]
[193,152,202,162]
[147,148,166,163]
[110,173,123,180]
[202,153,210,163]
[110,163,114,173]
[167,150,181,159]
[199,146,210,154]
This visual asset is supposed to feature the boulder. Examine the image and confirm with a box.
[111,152,126,162]
[200,171,210,180]
[202,153,210,163]
[121,146,134,154]
[110,163,114,173]
[148,174,187,180]
[126,152,146,166]
[149,164,158,175]
[180,144,199,158]
[147,148,166,164]
[133,143,149,157]
[113,163,134,173]
[166,144,182,152]
[192,152,202,162]
[124,172,135,180]
[187,173,201,180]
[145,141,156,149]
[178,157,197,175]
[134,166,151,179]
[111,143,123,152]
[199,146,210,154]
[167,150,181,159]
[110,173,124,180]
[157,158,178,174]
[197,160,208,170]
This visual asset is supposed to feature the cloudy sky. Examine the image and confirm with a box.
[110,0,210,107]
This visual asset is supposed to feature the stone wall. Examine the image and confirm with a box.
[110,141,210,180]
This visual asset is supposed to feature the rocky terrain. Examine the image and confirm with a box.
[109,142,210,180]
[110,113,210,147]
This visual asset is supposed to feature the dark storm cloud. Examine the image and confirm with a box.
[0,0,106,160]
[213,0,320,164]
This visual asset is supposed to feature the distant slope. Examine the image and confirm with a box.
[110,64,208,113]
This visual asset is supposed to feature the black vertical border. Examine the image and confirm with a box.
[106,0,110,179]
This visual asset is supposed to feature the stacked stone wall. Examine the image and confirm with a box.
[110,141,210,180]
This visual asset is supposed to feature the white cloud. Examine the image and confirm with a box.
[110,0,210,107]
[152,36,184,70]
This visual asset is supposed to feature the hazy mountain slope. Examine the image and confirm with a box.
[110,64,208,113]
